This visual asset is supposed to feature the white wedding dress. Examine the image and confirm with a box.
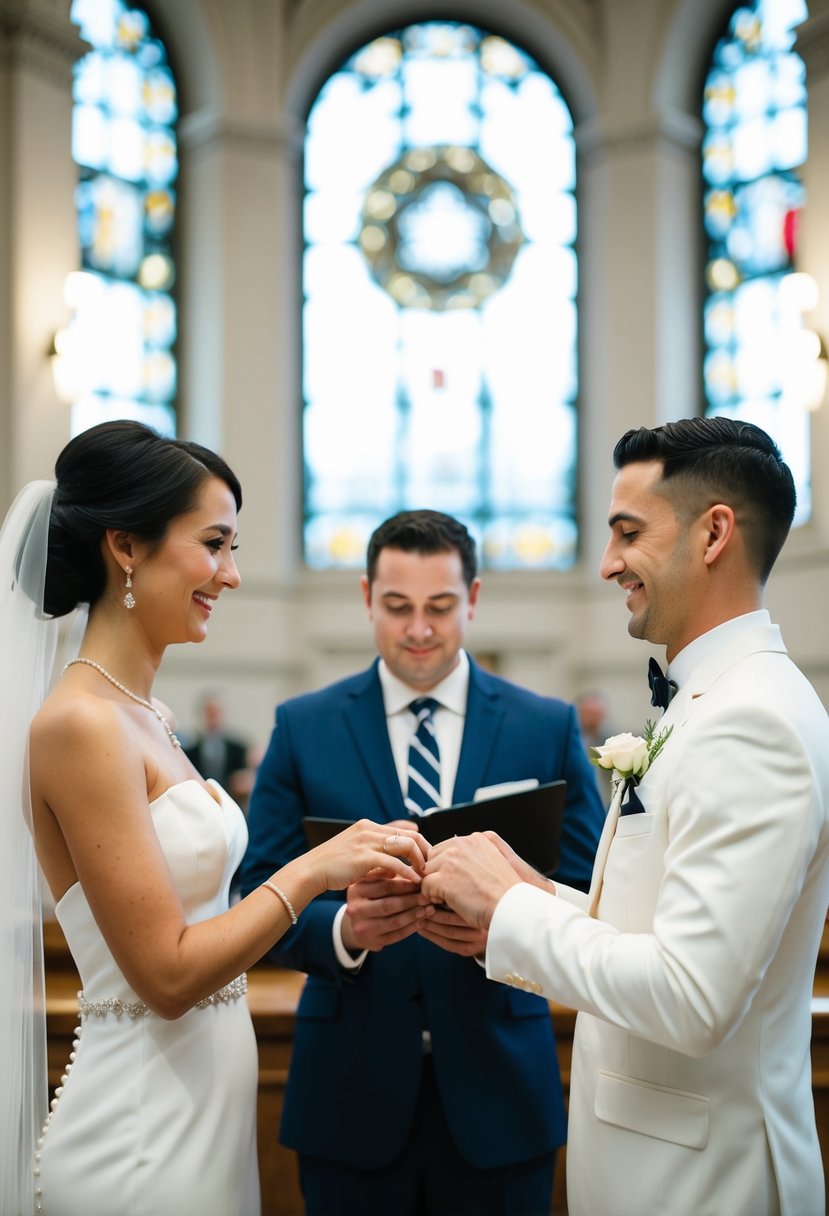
[36,780,261,1216]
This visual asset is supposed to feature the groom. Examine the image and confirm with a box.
[423,417,829,1216]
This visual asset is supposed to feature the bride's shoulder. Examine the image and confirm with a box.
[31,685,132,756]
[151,696,177,729]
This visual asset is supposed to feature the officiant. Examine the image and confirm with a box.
[241,508,604,1216]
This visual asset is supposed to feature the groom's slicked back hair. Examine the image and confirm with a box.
[613,417,796,584]
[366,510,477,587]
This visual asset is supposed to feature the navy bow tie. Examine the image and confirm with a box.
[648,658,677,710]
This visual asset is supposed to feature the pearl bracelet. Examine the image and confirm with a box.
[262,880,298,925]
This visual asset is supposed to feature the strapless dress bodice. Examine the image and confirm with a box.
[55,779,247,1008]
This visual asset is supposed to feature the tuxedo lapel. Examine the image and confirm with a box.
[645,624,786,741]
[587,624,786,918]
[587,777,627,917]
[452,662,504,803]
[588,684,688,917]
[342,665,405,823]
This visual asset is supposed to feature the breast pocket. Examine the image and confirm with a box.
[615,813,655,840]
[602,796,664,929]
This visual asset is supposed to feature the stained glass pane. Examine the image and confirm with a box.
[303,22,578,569]
[65,0,178,437]
[702,0,812,524]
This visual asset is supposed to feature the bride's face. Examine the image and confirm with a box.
[132,476,240,646]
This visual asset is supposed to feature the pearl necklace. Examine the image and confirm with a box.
[63,658,181,748]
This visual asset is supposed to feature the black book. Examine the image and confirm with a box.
[303,779,567,875]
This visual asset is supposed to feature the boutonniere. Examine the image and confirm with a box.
[589,720,673,786]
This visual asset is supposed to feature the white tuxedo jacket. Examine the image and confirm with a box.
[487,621,829,1216]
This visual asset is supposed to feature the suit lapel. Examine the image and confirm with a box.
[587,623,786,917]
[452,661,504,803]
[343,664,405,823]
[587,777,627,917]
[649,623,786,739]
[588,680,689,917]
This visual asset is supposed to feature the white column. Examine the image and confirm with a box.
[576,108,703,574]
[569,105,703,727]
[0,0,85,508]
[178,110,305,587]
[797,0,829,541]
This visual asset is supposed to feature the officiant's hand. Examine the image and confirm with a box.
[421,832,522,930]
[341,871,434,953]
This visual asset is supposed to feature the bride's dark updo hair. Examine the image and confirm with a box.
[45,420,242,618]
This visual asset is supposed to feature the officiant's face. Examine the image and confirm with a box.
[601,459,699,660]
[362,547,481,691]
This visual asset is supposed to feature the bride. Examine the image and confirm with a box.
[0,420,427,1216]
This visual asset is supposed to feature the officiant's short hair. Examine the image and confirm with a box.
[366,509,477,588]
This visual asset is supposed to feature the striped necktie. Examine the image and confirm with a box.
[405,697,441,817]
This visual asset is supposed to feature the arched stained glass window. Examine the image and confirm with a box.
[702,0,811,523]
[303,22,578,569]
[65,0,178,437]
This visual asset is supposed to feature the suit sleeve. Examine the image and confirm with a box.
[487,698,821,1056]
[551,704,606,892]
[240,706,345,982]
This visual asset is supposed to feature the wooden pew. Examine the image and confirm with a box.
[45,922,829,1216]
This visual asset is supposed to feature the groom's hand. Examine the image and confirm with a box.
[415,905,487,957]
[421,832,522,931]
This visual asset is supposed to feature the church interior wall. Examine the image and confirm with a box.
[0,0,827,754]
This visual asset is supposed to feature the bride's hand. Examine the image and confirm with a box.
[309,820,429,892]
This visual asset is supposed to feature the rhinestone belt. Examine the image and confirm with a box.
[77,973,248,1019]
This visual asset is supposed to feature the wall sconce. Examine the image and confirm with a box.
[780,272,828,412]
[47,327,80,405]
[803,330,828,411]
[47,271,105,405]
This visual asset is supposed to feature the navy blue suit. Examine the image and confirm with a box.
[242,657,604,1186]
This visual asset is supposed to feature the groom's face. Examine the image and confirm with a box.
[600,460,700,661]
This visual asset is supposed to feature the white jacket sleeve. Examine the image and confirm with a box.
[486,696,821,1058]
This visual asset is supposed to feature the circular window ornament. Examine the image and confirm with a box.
[359,144,524,310]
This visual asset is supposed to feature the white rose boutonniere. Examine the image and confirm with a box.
[590,720,673,785]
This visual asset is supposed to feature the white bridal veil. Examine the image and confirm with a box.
[0,481,58,1216]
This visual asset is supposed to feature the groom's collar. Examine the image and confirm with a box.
[667,609,771,690]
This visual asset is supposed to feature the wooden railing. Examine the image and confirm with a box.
[44,922,829,1216]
